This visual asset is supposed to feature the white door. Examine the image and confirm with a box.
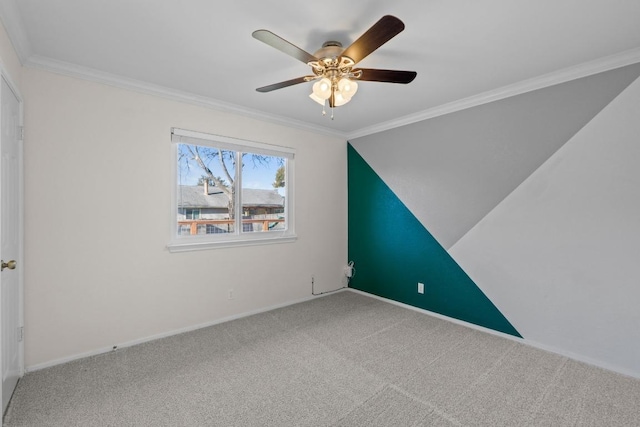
[1,75,22,413]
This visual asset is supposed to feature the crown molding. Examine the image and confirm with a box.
[0,0,345,138]
[16,43,640,143]
[24,55,348,140]
[0,0,32,64]
[2,0,639,142]
[346,47,640,140]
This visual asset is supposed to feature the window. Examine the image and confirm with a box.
[169,128,295,252]
[185,209,200,220]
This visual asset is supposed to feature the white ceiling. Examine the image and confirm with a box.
[2,0,640,138]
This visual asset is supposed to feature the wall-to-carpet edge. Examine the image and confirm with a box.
[348,143,520,337]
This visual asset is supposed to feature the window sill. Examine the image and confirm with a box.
[167,234,297,253]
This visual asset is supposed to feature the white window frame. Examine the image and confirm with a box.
[168,128,296,252]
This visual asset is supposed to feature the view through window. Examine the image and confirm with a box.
[171,129,294,250]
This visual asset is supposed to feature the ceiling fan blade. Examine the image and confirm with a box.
[252,30,318,64]
[356,68,417,84]
[256,76,309,93]
[340,15,405,65]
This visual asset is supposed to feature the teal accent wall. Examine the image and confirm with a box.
[348,143,521,337]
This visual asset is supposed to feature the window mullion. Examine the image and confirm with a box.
[234,151,242,233]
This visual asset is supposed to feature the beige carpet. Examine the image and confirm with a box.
[5,290,640,426]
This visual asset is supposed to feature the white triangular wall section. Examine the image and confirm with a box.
[449,74,640,377]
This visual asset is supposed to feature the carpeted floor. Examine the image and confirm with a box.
[4,290,640,426]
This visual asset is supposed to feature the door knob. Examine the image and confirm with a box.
[1,260,16,271]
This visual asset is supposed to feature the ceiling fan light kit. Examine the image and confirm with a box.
[253,15,417,119]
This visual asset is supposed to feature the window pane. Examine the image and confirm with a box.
[240,153,286,233]
[177,143,236,236]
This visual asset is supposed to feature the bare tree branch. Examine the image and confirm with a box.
[218,149,235,186]
[186,145,232,199]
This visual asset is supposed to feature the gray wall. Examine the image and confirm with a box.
[352,63,640,249]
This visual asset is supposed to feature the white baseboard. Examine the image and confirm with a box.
[27,286,638,380]
[347,288,640,380]
[25,289,346,373]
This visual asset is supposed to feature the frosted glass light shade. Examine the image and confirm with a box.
[333,92,350,107]
[338,78,358,99]
[312,78,332,99]
[309,92,325,105]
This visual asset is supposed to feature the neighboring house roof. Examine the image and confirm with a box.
[242,188,285,207]
[177,185,284,208]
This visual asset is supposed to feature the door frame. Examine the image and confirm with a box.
[0,62,24,411]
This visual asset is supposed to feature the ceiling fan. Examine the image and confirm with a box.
[252,15,417,118]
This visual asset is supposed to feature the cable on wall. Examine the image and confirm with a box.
[311,261,355,296]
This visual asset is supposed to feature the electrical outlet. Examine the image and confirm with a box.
[228,289,234,300]
[418,282,424,294]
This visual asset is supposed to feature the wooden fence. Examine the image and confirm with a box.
[178,218,285,234]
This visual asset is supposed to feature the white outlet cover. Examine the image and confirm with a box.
[418,282,424,294]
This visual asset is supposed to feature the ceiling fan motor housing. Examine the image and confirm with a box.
[313,41,345,61]
[310,41,357,82]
